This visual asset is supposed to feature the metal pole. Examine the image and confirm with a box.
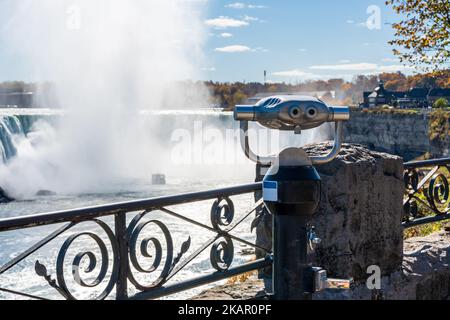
[115,213,129,300]
[262,149,321,300]
[273,212,311,300]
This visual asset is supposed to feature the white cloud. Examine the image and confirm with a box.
[205,16,249,29]
[381,57,398,63]
[378,65,414,72]
[220,32,233,38]
[252,47,268,52]
[226,3,267,9]
[272,69,372,81]
[272,69,314,77]
[309,62,414,73]
[214,45,267,53]
[310,63,378,71]
[215,45,251,53]
[339,59,351,64]
[346,20,355,24]
[243,15,259,21]
[298,48,307,52]
[202,67,216,72]
[248,4,267,9]
[226,2,246,9]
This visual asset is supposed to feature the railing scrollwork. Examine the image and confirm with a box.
[403,158,450,228]
[32,219,120,300]
[0,183,271,300]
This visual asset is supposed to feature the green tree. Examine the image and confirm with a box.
[433,97,449,109]
[386,0,450,72]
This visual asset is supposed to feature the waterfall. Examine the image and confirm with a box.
[0,116,28,163]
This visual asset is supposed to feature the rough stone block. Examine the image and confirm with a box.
[306,143,405,282]
[255,143,405,283]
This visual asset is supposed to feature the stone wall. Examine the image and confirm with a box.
[344,110,443,161]
[307,143,404,281]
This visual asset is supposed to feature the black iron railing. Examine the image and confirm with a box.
[0,183,271,300]
[403,158,450,228]
[3,156,450,300]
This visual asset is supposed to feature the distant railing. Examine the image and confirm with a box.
[0,183,271,300]
[403,158,450,228]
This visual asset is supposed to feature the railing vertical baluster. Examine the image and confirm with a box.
[115,212,129,300]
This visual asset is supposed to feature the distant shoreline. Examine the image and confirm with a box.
[0,108,231,117]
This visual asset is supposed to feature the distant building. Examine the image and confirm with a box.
[0,91,34,108]
[364,82,392,108]
[362,81,449,109]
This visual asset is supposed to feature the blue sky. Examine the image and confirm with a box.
[0,0,408,83]
[204,0,409,82]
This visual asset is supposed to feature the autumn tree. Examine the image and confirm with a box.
[379,72,408,90]
[386,0,450,72]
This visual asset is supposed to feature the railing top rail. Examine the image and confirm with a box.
[0,182,262,232]
[404,157,450,169]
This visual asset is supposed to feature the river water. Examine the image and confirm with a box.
[0,176,257,300]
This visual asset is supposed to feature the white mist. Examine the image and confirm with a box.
[0,0,334,199]
[0,0,208,198]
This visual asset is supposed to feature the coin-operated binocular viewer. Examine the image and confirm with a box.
[235,96,352,300]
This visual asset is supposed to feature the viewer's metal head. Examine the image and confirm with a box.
[234,95,351,166]
[234,95,349,132]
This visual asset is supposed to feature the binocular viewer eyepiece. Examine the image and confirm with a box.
[234,95,349,132]
[234,95,350,165]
